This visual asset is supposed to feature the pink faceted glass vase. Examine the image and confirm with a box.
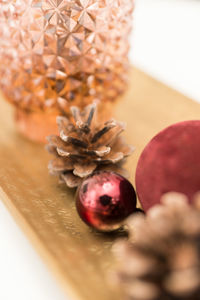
[0,0,134,142]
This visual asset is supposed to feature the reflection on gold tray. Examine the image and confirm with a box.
[0,68,200,300]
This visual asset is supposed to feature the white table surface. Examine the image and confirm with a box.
[0,0,200,299]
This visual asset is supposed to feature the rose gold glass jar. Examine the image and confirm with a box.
[0,0,134,142]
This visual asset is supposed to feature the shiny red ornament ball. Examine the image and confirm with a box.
[136,120,200,211]
[76,171,137,232]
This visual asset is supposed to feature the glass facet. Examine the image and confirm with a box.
[0,0,134,141]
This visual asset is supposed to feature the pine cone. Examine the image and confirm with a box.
[46,103,133,188]
[113,193,200,300]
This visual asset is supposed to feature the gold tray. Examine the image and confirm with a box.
[0,68,200,300]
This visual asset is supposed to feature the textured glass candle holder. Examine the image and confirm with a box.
[0,0,134,142]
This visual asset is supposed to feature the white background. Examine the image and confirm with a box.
[0,1,200,299]
[132,0,200,102]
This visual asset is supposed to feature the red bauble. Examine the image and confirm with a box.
[136,120,200,211]
[76,171,137,232]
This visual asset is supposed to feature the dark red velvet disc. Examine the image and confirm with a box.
[136,120,200,211]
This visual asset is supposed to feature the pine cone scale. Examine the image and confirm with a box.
[73,162,97,178]
[94,122,126,148]
[61,172,82,188]
[57,148,86,160]
[47,135,66,148]
[49,158,74,173]
[60,134,88,148]
[96,152,124,164]
[80,146,111,157]
[91,122,117,144]
[46,144,59,156]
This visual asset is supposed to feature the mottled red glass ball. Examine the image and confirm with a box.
[76,171,137,232]
[136,120,200,211]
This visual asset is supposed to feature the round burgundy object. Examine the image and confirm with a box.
[136,120,200,211]
[76,171,137,232]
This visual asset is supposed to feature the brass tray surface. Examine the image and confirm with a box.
[0,68,200,300]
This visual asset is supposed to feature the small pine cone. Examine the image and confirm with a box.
[46,102,133,188]
[113,193,200,300]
